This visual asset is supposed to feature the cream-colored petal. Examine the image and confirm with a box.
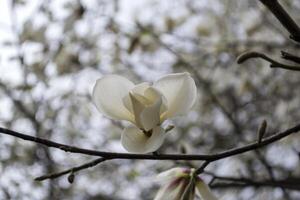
[129,87,166,130]
[140,88,162,131]
[155,168,196,200]
[156,167,188,183]
[130,90,162,130]
[144,87,168,115]
[144,126,166,152]
[144,86,161,102]
[154,72,197,120]
[92,75,134,121]
[140,103,161,131]
[131,82,151,95]
[122,94,133,114]
[122,82,151,114]
[132,92,152,105]
[129,93,146,128]
[121,126,147,153]
[121,126,165,153]
[196,179,218,200]
[154,179,187,200]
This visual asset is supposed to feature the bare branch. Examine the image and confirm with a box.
[259,0,300,42]
[206,171,300,191]
[195,161,210,175]
[1,122,299,162]
[237,51,300,71]
[35,158,107,181]
[281,51,300,64]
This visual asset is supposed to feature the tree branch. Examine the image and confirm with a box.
[237,51,300,71]
[195,161,210,175]
[281,51,300,64]
[255,150,292,199]
[207,172,300,191]
[1,123,299,162]
[35,157,107,181]
[259,0,300,42]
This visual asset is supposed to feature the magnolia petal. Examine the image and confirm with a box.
[129,93,146,128]
[140,88,162,131]
[144,86,162,103]
[132,82,151,94]
[144,87,168,114]
[156,167,189,183]
[132,92,152,105]
[140,102,161,131]
[181,178,196,200]
[144,126,165,152]
[154,179,187,200]
[196,179,218,200]
[121,126,165,153]
[129,90,162,130]
[154,72,197,120]
[92,75,134,121]
[122,94,133,114]
[123,82,151,113]
[121,126,147,153]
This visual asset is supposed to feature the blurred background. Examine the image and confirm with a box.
[0,0,300,199]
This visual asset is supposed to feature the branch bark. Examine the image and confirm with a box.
[207,172,300,191]
[259,0,300,42]
[1,123,299,161]
[35,158,107,181]
[237,51,300,71]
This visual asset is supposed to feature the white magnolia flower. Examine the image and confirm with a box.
[154,167,218,200]
[92,72,197,153]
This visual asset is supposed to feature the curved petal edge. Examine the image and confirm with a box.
[92,75,134,121]
[154,72,197,120]
[121,126,165,153]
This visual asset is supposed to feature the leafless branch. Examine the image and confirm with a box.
[237,51,300,71]
[281,51,300,64]
[35,157,107,181]
[259,0,300,42]
[206,171,300,191]
[0,122,299,181]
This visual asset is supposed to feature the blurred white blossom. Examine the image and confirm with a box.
[154,167,218,200]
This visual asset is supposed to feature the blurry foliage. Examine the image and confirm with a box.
[0,0,300,200]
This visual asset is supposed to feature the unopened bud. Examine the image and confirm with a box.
[68,173,75,184]
[257,120,267,143]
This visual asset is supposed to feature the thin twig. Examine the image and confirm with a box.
[35,157,108,181]
[195,161,210,175]
[237,51,300,71]
[255,150,292,199]
[205,171,300,191]
[281,51,300,64]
